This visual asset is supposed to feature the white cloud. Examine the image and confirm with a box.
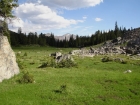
[9,0,103,34]
[9,3,83,33]
[37,0,41,4]
[83,16,87,19]
[28,0,103,9]
[95,18,103,22]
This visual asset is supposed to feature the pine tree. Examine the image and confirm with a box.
[114,21,119,38]
[18,27,22,34]
[38,33,46,46]
[0,0,18,43]
[69,35,74,47]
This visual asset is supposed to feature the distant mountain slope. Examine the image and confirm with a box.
[45,33,76,41]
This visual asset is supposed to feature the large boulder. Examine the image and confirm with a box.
[0,36,19,82]
[56,54,73,63]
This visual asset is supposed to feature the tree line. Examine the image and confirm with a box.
[10,22,129,48]
[0,1,132,48]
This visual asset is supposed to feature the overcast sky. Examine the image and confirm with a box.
[9,0,140,36]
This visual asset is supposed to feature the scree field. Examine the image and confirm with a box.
[0,46,140,105]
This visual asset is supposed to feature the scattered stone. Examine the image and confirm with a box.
[69,50,81,55]
[137,54,140,56]
[124,70,132,73]
[55,52,62,59]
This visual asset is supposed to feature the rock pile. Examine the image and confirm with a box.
[70,27,140,57]
[123,27,140,55]
[70,48,95,57]
[70,46,125,57]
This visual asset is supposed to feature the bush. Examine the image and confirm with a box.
[56,59,77,68]
[16,53,21,57]
[114,58,127,64]
[17,60,24,69]
[19,71,34,83]
[38,62,48,68]
[53,85,67,94]
[101,56,127,64]
[23,52,27,56]
[38,56,77,68]
[49,57,56,67]
[30,61,35,65]
[121,60,127,64]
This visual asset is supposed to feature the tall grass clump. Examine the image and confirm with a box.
[18,71,34,84]
[23,52,27,56]
[38,57,77,68]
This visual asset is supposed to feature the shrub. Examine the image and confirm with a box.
[49,57,56,67]
[17,60,24,69]
[30,62,35,65]
[38,62,48,68]
[114,58,127,64]
[23,52,27,56]
[38,57,56,68]
[53,85,67,94]
[121,60,127,64]
[16,53,21,57]
[101,56,127,64]
[38,56,77,68]
[30,61,35,65]
[19,71,34,83]
[56,59,77,68]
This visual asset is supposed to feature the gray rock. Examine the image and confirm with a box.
[0,36,19,82]
[50,52,73,63]
[124,70,132,73]
[56,54,73,63]
[69,50,81,55]
[50,52,62,59]
[55,52,62,59]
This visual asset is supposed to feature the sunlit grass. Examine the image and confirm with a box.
[0,46,140,105]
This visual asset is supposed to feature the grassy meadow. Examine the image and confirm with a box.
[0,46,140,105]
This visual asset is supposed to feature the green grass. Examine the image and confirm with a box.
[0,46,140,105]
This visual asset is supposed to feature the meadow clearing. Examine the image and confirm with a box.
[0,46,140,105]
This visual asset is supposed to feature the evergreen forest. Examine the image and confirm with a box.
[10,22,130,47]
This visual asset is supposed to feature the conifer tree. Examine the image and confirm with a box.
[0,0,18,42]
[114,21,119,38]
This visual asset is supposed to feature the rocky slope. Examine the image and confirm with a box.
[70,27,140,56]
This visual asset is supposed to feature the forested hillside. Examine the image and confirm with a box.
[10,22,131,47]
